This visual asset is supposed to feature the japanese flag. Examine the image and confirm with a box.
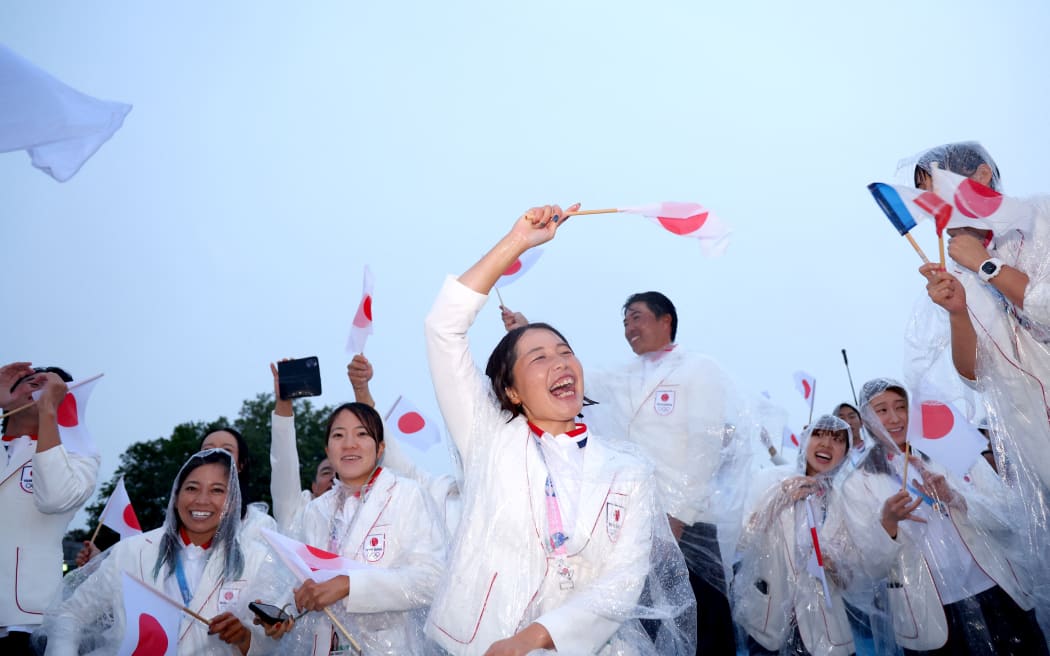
[384,396,441,451]
[905,382,987,479]
[494,249,543,289]
[782,426,800,450]
[262,528,364,583]
[793,371,816,415]
[621,202,731,256]
[100,476,143,540]
[346,266,374,354]
[929,167,1035,237]
[116,573,179,656]
[0,44,132,182]
[33,374,102,456]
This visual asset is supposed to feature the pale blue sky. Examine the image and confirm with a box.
[4,1,1049,530]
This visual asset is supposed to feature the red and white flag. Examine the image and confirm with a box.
[262,528,364,583]
[930,167,1034,237]
[100,476,143,540]
[905,382,987,478]
[803,498,833,609]
[0,44,132,182]
[384,396,441,451]
[494,249,543,289]
[793,371,816,415]
[782,426,800,450]
[346,266,374,354]
[620,202,731,256]
[116,573,180,656]
[33,373,103,456]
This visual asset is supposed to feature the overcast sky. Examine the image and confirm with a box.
[4,1,1049,530]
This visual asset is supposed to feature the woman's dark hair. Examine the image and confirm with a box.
[173,449,233,512]
[485,322,573,422]
[325,402,384,447]
[833,402,860,417]
[199,427,251,517]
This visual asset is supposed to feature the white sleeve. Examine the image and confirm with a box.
[270,412,307,532]
[33,445,98,514]
[424,275,505,466]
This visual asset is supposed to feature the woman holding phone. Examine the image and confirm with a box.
[422,204,694,655]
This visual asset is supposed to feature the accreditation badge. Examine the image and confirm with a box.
[364,532,386,562]
[217,580,247,613]
[653,389,676,416]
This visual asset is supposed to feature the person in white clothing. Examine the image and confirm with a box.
[734,415,855,656]
[263,401,446,656]
[43,448,275,655]
[0,364,99,656]
[425,204,695,656]
[838,378,1046,655]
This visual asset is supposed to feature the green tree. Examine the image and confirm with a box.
[78,393,333,551]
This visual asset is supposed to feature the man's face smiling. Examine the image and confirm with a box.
[623,302,672,355]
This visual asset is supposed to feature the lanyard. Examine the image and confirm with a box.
[173,554,193,605]
[327,467,382,553]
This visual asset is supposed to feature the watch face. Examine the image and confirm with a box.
[982,260,998,274]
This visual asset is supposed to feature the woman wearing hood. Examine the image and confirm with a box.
[734,414,855,656]
[838,378,1046,655]
[44,448,275,655]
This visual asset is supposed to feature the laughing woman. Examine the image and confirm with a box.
[423,205,694,656]
[44,449,273,655]
[734,415,855,656]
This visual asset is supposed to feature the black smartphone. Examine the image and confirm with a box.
[248,601,290,626]
[277,356,322,399]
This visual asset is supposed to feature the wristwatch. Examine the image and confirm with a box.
[979,257,1005,282]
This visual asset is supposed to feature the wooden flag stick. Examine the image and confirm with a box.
[938,234,946,269]
[565,207,619,216]
[324,608,363,655]
[494,287,506,308]
[901,442,910,492]
[89,519,104,544]
[905,233,930,264]
[132,575,210,625]
[0,373,105,421]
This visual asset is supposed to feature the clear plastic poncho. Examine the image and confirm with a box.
[732,415,857,656]
[37,448,279,655]
[839,378,1048,653]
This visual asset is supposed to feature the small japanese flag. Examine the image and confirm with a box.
[793,371,816,415]
[384,396,441,451]
[346,265,374,354]
[116,573,179,656]
[262,528,364,583]
[100,476,143,540]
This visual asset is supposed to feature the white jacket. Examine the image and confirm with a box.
[734,466,853,656]
[424,277,659,656]
[838,454,1033,651]
[586,347,734,527]
[45,527,273,655]
[295,468,447,655]
[0,439,98,628]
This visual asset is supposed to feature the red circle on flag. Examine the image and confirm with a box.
[306,545,339,559]
[502,259,523,277]
[920,401,954,439]
[790,433,799,447]
[397,412,425,434]
[132,613,169,656]
[57,394,79,428]
[363,295,373,321]
[657,212,708,236]
[123,504,141,530]
[801,380,812,399]
[955,179,1003,218]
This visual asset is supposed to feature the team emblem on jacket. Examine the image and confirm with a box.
[364,532,386,562]
[19,463,33,493]
[653,389,676,416]
[606,493,627,540]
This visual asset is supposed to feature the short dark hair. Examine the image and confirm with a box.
[485,322,573,422]
[325,402,384,447]
[3,366,74,433]
[624,292,678,341]
[915,141,1001,191]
